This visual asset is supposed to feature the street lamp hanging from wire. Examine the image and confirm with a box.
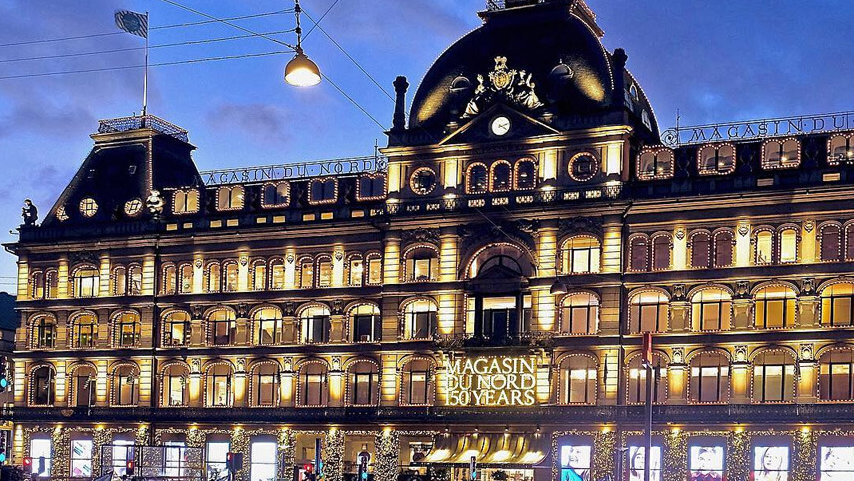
[285,0,321,87]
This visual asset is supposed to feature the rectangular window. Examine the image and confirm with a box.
[559,444,591,481]
[779,230,798,263]
[164,442,187,478]
[752,446,789,481]
[206,441,230,480]
[690,446,725,481]
[367,258,383,285]
[349,259,364,286]
[820,446,854,481]
[756,234,773,264]
[318,261,333,287]
[627,446,661,481]
[70,439,93,478]
[111,441,134,476]
[251,441,278,481]
[305,374,325,405]
[354,314,381,343]
[30,438,52,478]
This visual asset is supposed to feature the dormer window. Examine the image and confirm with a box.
[261,182,290,208]
[697,143,736,175]
[761,138,800,169]
[637,147,674,180]
[466,163,488,194]
[173,189,200,214]
[217,186,244,211]
[357,174,386,200]
[629,83,639,101]
[309,178,337,205]
[828,133,854,165]
[79,197,98,218]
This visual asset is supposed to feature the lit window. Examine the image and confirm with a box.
[762,138,801,169]
[223,262,239,292]
[828,133,854,165]
[559,444,591,481]
[697,143,736,175]
[637,147,674,180]
[467,163,488,194]
[112,266,127,296]
[70,439,94,478]
[691,288,732,332]
[351,304,381,343]
[490,161,512,192]
[113,365,138,406]
[366,255,383,285]
[404,246,438,282]
[689,352,729,403]
[629,291,669,333]
[45,269,58,299]
[253,307,282,346]
[626,354,667,404]
[163,311,189,347]
[70,367,96,407]
[628,446,662,481]
[30,438,52,478]
[252,364,280,407]
[819,350,854,401]
[755,231,774,265]
[299,363,328,407]
[71,312,97,349]
[751,446,789,481]
[162,264,177,295]
[127,265,142,295]
[568,152,599,182]
[820,283,854,327]
[403,299,437,340]
[820,447,854,480]
[162,364,189,407]
[317,258,333,288]
[164,442,188,477]
[206,441,230,480]
[754,285,797,329]
[261,182,290,208]
[179,264,194,294]
[348,362,379,406]
[208,308,236,346]
[206,364,233,407]
[401,359,432,405]
[514,159,537,190]
[690,446,725,480]
[251,260,267,291]
[206,262,221,293]
[779,228,798,263]
[79,197,98,218]
[217,186,245,211]
[348,256,364,287]
[300,306,331,344]
[752,351,795,403]
[409,168,437,195]
[298,258,314,288]
[250,441,278,481]
[73,266,99,298]
[114,311,140,347]
[560,236,601,274]
[31,366,55,406]
[173,189,200,214]
[559,356,597,404]
[29,270,45,299]
[270,259,286,290]
[559,292,599,335]
[110,441,134,477]
[30,315,55,349]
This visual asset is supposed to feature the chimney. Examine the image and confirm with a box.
[392,76,409,131]
[611,48,628,109]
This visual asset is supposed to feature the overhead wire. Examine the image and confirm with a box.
[156,0,295,48]
[0,10,292,48]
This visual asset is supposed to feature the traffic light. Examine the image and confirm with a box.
[226,452,243,473]
[125,459,135,476]
[21,457,32,474]
[0,448,6,464]
[358,456,368,481]
[469,455,477,481]
[0,357,8,393]
[303,463,315,481]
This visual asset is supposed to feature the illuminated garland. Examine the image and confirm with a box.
[374,430,400,481]
[325,429,345,481]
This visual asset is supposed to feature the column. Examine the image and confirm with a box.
[669,300,690,332]
[380,354,397,406]
[383,232,401,285]
[57,255,69,299]
[667,359,687,405]
[601,217,623,274]
[439,228,459,282]
[730,360,750,404]
[16,254,29,299]
[99,253,110,297]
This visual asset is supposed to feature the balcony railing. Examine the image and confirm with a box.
[98,115,189,143]
[485,0,544,11]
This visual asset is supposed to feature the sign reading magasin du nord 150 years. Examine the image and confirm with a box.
[445,355,538,407]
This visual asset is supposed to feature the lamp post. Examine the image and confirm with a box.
[285,0,321,87]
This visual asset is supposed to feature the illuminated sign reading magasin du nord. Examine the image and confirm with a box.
[200,155,388,186]
[445,355,538,407]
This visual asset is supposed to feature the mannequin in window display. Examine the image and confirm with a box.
[754,447,787,481]
[691,448,722,481]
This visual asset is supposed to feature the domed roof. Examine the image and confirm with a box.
[405,0,658,142]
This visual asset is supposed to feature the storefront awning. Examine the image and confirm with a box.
[420,433,548,467]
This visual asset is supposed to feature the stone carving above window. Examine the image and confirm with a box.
[462,56,544,118]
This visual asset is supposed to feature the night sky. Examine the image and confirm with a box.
[0,0,852,291]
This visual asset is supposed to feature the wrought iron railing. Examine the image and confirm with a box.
[98,115,189,143]
[485,0,545,10]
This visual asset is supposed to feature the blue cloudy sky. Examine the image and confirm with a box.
[0,0,852,291]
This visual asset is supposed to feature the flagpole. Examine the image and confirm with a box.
[142,11,149,120]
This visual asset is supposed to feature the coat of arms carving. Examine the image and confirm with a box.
[462,56,544,118]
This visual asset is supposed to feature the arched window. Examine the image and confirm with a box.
[347,255,364,287]
[298,362,328,407]
[467,163,488,194]
[113,311,140,347]
[779,227,799,264]
[689,352,730,403]
[651,234,672,270]
[29,270,45,299]
[402,299,437,340]
[316,256,333,288]
[208,308,236,346]
[490,161,512,192]
[400,359,433,406]
[163,310,190,346]
[309,178,337,205]
[713,230,735,268]
[689,231,711,269]
[357,174,386,200]
[347,361,379,406]
[173,189,200,214]
[819,349,854,401]
[30,315,56,349]
[30,365,55,406]
[112,364,139,406]
[754,230,774,265]
[637,147,674,180]
[300,305,331,344]
[754,285,797,329]
[819,224,843,262]
[514,158,537,190]
[558,355,597,405]
[626,353,668,404]
[697,143,736,175]
[820,283,854,327]
[112,266,126,296]
[72,265,99,298]
[161,363,189,407]
[403,245,438,282]
[269,258,286,290]
[217,186,244,211]
[250,362,280,407]
[467,244,533,279]
[250,259,267,291]
[628,235,649,272]
[261,181,290,208]
[691,288,732,332]
[629,290,668,333]
[127,265,142,295]
[752,350,795,403]
[847,224,854,261]
[560,236,601,274]
[70,312,97,349]
[178,263,194,294]
[206,262,221,293]
[223,261,239,292]
[162,264,177,295]
[828,133,854,164]
[45,269,59,299]
[559,292,599,335]
[206,363,233,407]
[69,364,96,408]
[351,304,381,343]
[762,138,801,169]
[253,307,282,346]
[297,257,314,289]
[366,252,383,285]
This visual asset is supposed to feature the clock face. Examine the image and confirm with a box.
[490,116,511,136]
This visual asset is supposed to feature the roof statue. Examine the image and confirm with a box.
[463,56,545,118]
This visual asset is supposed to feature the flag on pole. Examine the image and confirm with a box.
[115,10,148,38]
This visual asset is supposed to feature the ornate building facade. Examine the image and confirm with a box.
[8,1,854,481]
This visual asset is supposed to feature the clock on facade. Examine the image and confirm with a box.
[410,167,438,195]
[490,116,511,136]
